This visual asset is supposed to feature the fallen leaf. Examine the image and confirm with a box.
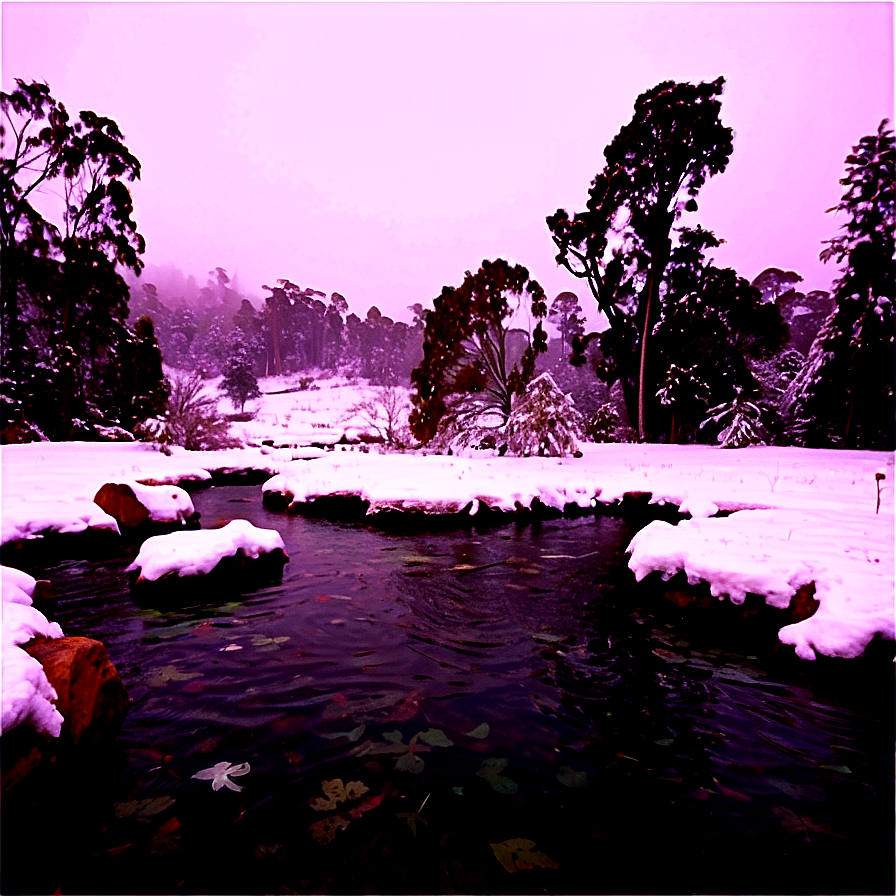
[418,728,453,748]
[490,838,560,873]
[145,665,201,687]
[556,766,588,789]
[114,796,176,819]
[308,814,351,844]
[150,816,182,854]
[310,779,369,812]
[191,761,251,792]
[477,758,518,795]
[465,723,490,739]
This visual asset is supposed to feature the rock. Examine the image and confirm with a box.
[1,636,129,799]
[23,636,129,747]
[94,481,199,530]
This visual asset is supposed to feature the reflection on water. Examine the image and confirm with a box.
[2,486,892,895]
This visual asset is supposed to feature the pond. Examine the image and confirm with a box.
[2,485,893,895]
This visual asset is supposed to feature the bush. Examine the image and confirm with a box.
[160,373,241,451]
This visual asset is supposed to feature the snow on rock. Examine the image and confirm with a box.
[94,481,195,528]
[126,520,288,583]
[628,506,894,660]
[0,442,286,545]
[1,566,65,737]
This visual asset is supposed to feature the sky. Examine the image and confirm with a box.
[2,2,893,325]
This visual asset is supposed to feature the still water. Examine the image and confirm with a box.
[3,486,893,895]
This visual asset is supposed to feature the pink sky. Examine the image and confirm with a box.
[2,2,893,325]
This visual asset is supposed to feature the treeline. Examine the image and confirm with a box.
[126,266,426,385]
[408,79,894,452]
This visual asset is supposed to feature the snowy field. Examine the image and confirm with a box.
[1,375,893,741]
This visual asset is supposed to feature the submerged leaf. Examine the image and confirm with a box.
[556,766,588,789]
[310,779,369,812]
[395,752,425,774]
[308,813,351,844]
[114,796,176,819]
[490,838,560,873]
[418,728,454,747]
[145,665,201,687]
[477,757,518,795]
[465,722,490,739]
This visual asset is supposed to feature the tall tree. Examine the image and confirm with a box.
[547,77,733,440]
[548,291,586,354]
[783,119,894,449]
[409,258,547,443]
[2,79,145,437]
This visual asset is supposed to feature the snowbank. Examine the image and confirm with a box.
[0,442,284,544]
[1,566,65,737]
[261,443,893,660]
[126,519,288,582]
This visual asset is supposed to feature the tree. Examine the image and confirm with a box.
[125,315,170,425]
[547,77,734,440]
[700,388,770,449]
[409,258,547,443]
[548,291,585,354]
[1,79,145,437]
[504,372,584,457]
[220,338,261,413]
[651,226,787,442]
[783,120,894,449]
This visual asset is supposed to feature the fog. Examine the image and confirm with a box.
[2,2,892,325]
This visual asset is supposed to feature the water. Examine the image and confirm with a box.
[2,486,893,895]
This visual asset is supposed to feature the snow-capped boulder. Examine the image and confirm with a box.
[1,566,64,739]
[94,481,198,530]
[126,520,289,587]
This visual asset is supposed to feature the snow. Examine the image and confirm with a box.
[1,566,65,737]
[116,481,195,524]
[126,519,287,582]
[261,442,894,660]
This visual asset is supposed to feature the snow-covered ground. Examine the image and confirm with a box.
[1,376,893,740]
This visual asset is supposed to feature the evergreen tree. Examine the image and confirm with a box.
[783,120,894,449]
[125,316,170,425]
[220,337,261,413]
[504,372,584,457]
[700,388,769,448]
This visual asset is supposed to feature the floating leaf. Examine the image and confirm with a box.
[308,813,351,844]
[452,786,464,796]
[310,779,369,812]
[556,766,588,789]
[192,761,251,792]
[465,723,490,739]
[819,764,852,775]
[322,723,366,743]
[114,796,176,820]
[418,728,453,748]
[145,665,201,687]
[772,806,843,840]
[490,838,560,873]
[654,738,674,747]
[395,752,425,774]
[477,757,518,795]
[396,811,428,836]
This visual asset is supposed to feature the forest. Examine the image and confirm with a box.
[2,76,893,453]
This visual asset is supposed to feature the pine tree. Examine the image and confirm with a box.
[220,338,261,413]
[700,388,769,448]
[504,372,584,457]
[783,120,894,449]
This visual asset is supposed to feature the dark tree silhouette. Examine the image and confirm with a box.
[784,120,894,449]
[2,78,146,438]
[547,77,733,440]
[409,258,547,443]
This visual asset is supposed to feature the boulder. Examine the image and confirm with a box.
[94,481,199,530]
[1,636,129,799]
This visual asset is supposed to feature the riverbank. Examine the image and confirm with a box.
[2,440,892,666]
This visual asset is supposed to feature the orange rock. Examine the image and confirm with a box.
[94,482,151,528]
[23,636,129,747]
